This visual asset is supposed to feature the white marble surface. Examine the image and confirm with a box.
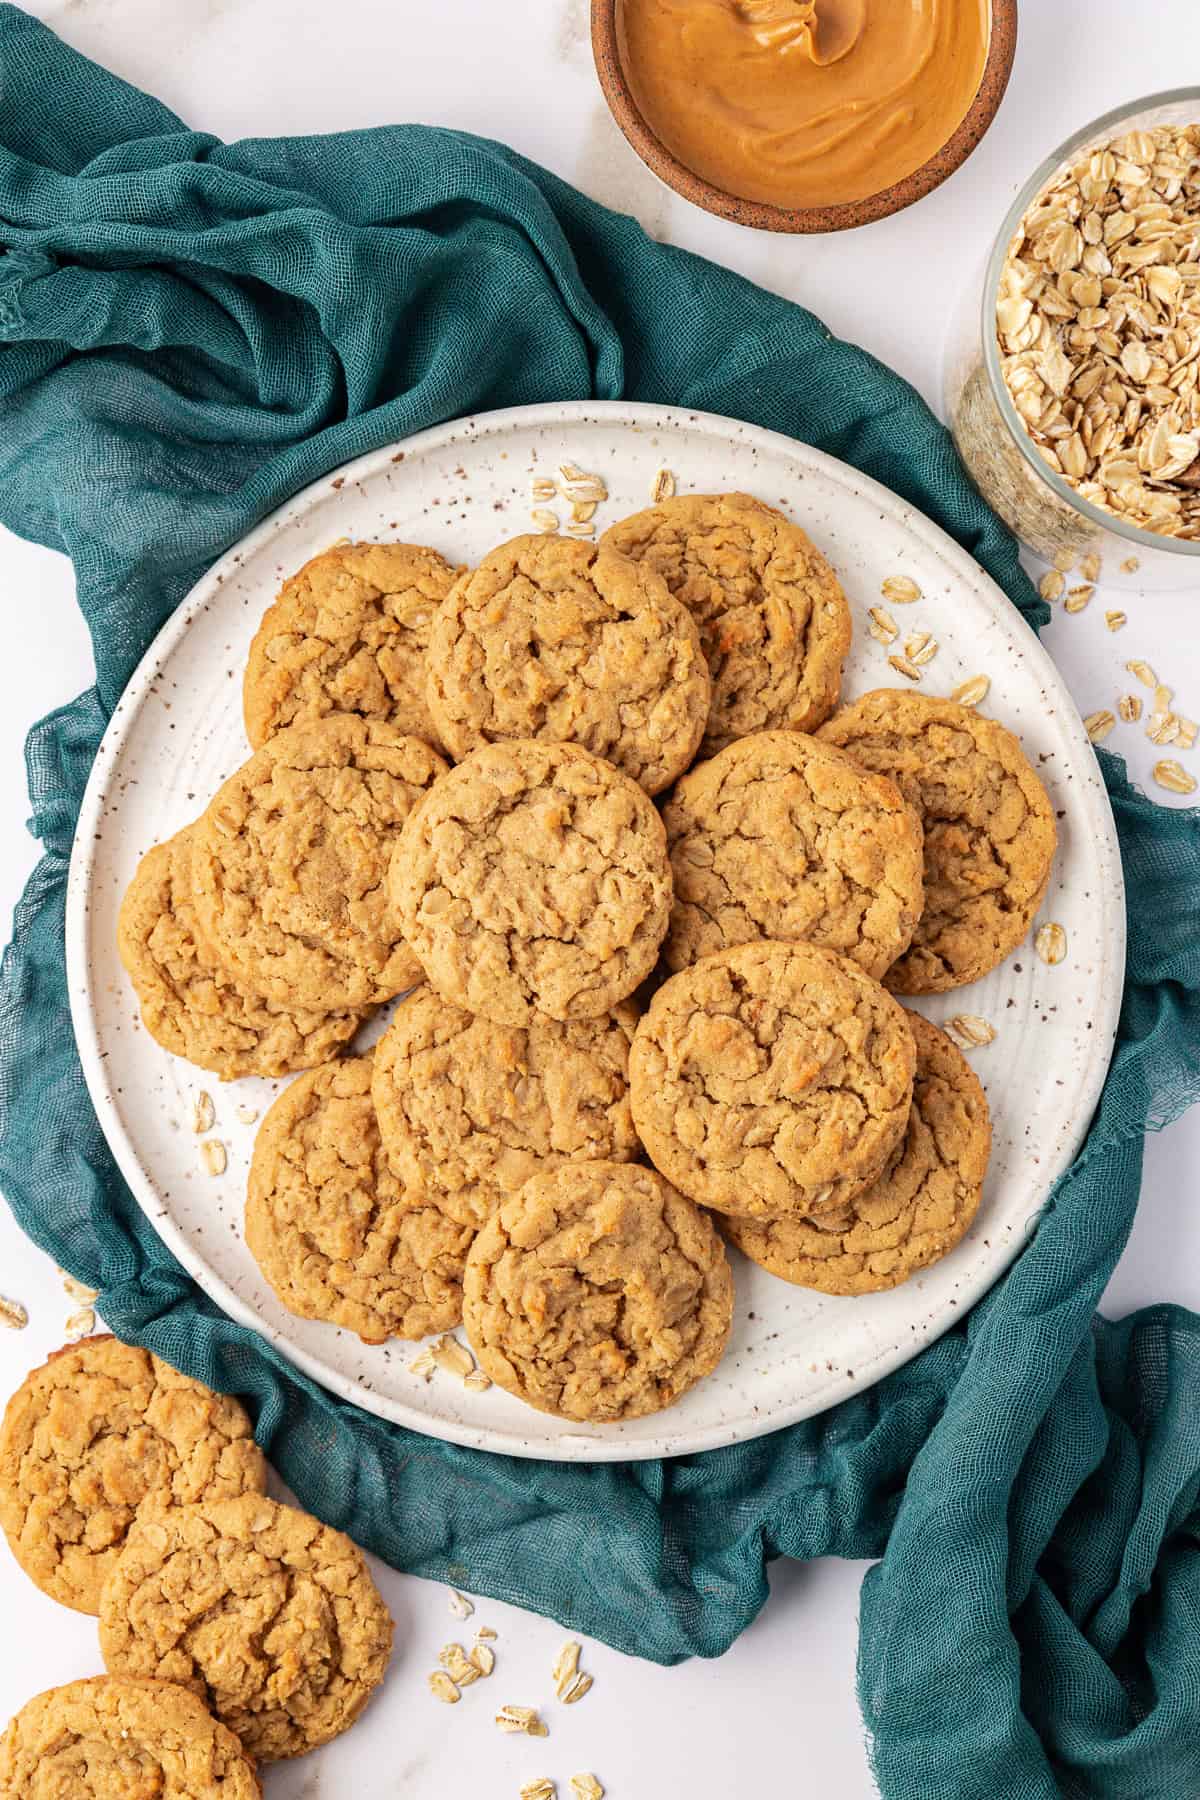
[1,2,1199,1794]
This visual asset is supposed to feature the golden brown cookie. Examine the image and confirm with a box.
[819,691,1057,993]
[98,1494,394,1762]
[662,730,924,979]
[0,1337,265,1616]
[462,1162,734,1421]
[246,1054,471,1344]
[117,828,364,1080]
[601,492,851,755]
[725,1012,990,1294]
[372,987,641,1228]
[390,740,672,1026]
[425,534,710,794]
[243,540,462,750]
[0,1677,261,1799]
[191,714,448,1012]
[629,941,916,1221]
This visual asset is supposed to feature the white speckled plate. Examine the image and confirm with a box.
[67,402,1125,1462]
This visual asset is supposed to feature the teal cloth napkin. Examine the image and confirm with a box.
[1,11,1199,1796]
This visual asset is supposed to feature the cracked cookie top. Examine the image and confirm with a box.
[0,1677,261,1799]
[372,987,640,1228]
[662,729,925,979]
[601,492,850,755]
[629,940,916,1220]
[390,740,673,1026]
[425,534,710,794]
[118,828,364,1080]
[726,1011,990,1294]
[462,1161,734,1422]
[98,1494,394,1762]
[243,540,462,751]
[0,1337,266,1615]
[191,714,448,1012]
[246,1054,471,1344]
[819,690,1057,993]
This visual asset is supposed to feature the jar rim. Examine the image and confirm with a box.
[981,88,1200,558]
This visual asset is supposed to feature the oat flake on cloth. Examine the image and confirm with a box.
[0,11,1198,1798]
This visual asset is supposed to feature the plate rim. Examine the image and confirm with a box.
[65,398,1127,1462]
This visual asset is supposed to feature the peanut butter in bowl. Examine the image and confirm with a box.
[614,0,991,211]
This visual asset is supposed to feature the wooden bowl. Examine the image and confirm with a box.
[591,0,1019,234]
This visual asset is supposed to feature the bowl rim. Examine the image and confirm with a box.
[590,0,1018,235]
[981,86,1200,558]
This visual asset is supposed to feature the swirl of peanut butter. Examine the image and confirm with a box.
[616,0,989,209]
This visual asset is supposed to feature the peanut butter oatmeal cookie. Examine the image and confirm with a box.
[0,1677,261,1799]
[0,1337,265,1615]
[246,1055,471,1343]
[98,1494,394,1762]
[372,987,640,1228]
[243,540,462,750]
[191,714,447,1012]
[601,492,850,755]
[629,941,916,1221]
[462,1162,734,1421]
[819,691,1057,992]
[118,828,364,1080]
[425,534,710,794]
[390,740,672,1026]
[726,1011,990,1294]
[662,730,924,979]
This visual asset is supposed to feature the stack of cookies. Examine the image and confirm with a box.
[0,1337,393,1789]
[117,490,1057,1427]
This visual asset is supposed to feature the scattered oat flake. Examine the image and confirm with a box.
[62,1275,99,1305]
[571,1777,604,1800]
[462,1369,492,1392]
[1052,549,1076,574]
[199,1139,227,1177]
[408,1348,436,1382]
[562,1673,594,1705]
[1118,694,1142,723]
[496,1705,548,1737]
[469,1642,495,1677]
[432,1335,476,1379]
[651,466,676,502]
[64,1307,96,1342]
[882,575,921,603]
[235,1105,260,1126]
[191,1091,215,1134]
[428,1670,460,1705]
[888,654,922,682]
[448,1587,475,1619]
[1064,585,1094,613]
[557,462,588,484]
[531,478,557,502]
[1039,570,1065,602]
[1126,660,1158,688]
[475,1624,498,1641]
[552,1642,580,1699]
[952,674,990,707]
[530,509,559,534]
[907,635,938,667]
[520,1782,556,1800]
[0,1294,29,1331]
[944,1014,997,1050]
[1035,923,1068,966]
[439,1643,480,1686]
[868,606,898,644]
[565,520,595,539]
[1120,557,1140,575]
[570,499,598,524]
[1176,717,1197,750]
[1105,611,1127,632]
[1079,552,1101,583]
[1083,709,1116,743]
[1153,759,1197,795]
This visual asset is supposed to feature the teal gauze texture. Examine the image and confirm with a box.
[0,12,1198,1798]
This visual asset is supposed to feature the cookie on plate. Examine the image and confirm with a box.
[191,714,447,1012]
[118,828,364,1080]
[819,690,1057,993]
[0,1677,261,1799]
[246,1054,471,1344]
[98,1494,394,1762]
[725,1011,991,1294]
[243,540,463,751]
[601,491,851,755]
[425,534,710,794]
[629,940,916,1221]
[662,730,924,979]
[0,1337,266,1615]
[390,740,672,1026]
[372,987,641,1228]
[462,1162,734,1422]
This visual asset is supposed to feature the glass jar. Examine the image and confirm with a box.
[946,89,1200,591]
